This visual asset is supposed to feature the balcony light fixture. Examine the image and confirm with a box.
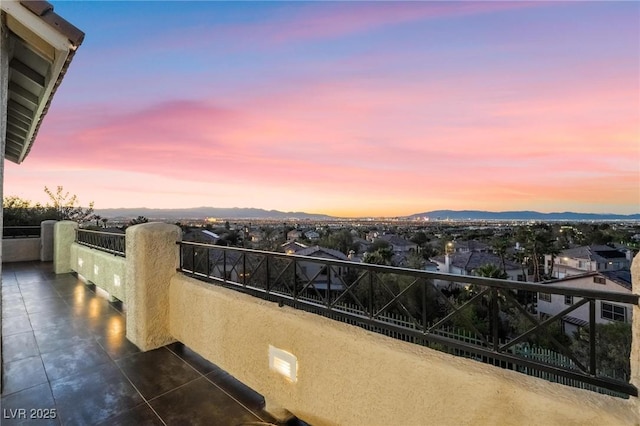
[269,345,298,383]
[78,257,84,267]
[114,275,121,287]
[94,265,100,275]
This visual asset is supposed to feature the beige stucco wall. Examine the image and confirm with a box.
[40,220,57,261]
[125,222,181,351]
[54,220,78,274]
[2,238,41,263]
[170,274,638,426]
[70,243,126,302]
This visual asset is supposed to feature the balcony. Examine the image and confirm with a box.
[1,261,294,425]
[3,221,638,424]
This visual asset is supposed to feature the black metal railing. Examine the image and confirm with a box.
[3,226,41,239]
[76,229,126,257]
[178,242,638,396]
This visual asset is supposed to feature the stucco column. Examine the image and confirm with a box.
[631,253,640,395]
[40,220,57,261]
[1,20,9,267]
[125,222,181,351]
[54,221,78,274]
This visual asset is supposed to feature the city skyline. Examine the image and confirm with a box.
[5,1,639,218]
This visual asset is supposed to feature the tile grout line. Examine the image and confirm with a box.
[111,358,168,426]
[201,372,269,423]
[164,345,273,424]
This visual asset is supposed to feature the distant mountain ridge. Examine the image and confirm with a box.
[94,207,640,221]
[94,207,333,220]
[408,210,640,221]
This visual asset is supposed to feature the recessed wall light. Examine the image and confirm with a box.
[269,345,297,383]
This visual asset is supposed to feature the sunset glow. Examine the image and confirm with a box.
[6,1,639,217]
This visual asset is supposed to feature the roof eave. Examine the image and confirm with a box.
[2,0,84,164]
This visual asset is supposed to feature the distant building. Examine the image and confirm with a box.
[183,229,220,244]
[287,230,303,241]
[304,230,320,241]
[295,246,349,291]
[431,252,523,287]
[378,234,418,253]
[352,237,372,253]
[281,241,308,254]
[545,245,630,279]
[248,230,264,243]
[451,240,490,253]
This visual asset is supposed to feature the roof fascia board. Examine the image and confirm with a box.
[2,1,73,163]
[1,0,72,53]
[16,45,68,163]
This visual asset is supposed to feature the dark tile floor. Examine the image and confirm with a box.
[1,261,302,426]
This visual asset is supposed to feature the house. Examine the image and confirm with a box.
[452,240,490,253]
[287,229,302,241]
[430,252,523,288]
[537,270,633,336]
[249,230,264,242]
[545,245,630,278]
[183,229,220,244]
[295,245,349,290]
[352,237,372,253]
[378,234,418,253]
[281,240,308,254]
[366,230,382,242]
[304,230,320,241]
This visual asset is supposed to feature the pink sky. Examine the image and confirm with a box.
[5,1,639,217]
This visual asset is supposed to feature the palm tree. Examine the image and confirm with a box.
[545,241,561,279]
[491,236,509,275]
[475,263,508,279]
[512,250,529,282]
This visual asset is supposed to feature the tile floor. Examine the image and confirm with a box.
[1,261,303,425]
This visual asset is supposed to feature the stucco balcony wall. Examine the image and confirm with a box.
[169,273,638,426]
[70,242,126,302]
[2,238,40,263]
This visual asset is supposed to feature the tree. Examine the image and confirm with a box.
[101,218,108,228]
[128,216,149,226]
[475,263,508,279]
[570,322,631,379]
[44,185,94,222]
[411,231,428,248]
[491,236,509,274]
[3,196,58,226]
[511,250,529,282]
[406,251,426,270]
[517,226,555,282]
[363,247,394,265]
[319,229,354,254]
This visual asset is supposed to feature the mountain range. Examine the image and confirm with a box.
[94,207,640,221]
[94,207,333,220]
[407,210,640,221]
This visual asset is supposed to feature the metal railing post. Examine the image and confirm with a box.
[368,270,374,319]
[293,258,298,301]
[243,252,247,287]
[590,298,597,375]
[191,244,196,276]
[492,288,499,352]
[327,262,331,308]
[265,255,270,293]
